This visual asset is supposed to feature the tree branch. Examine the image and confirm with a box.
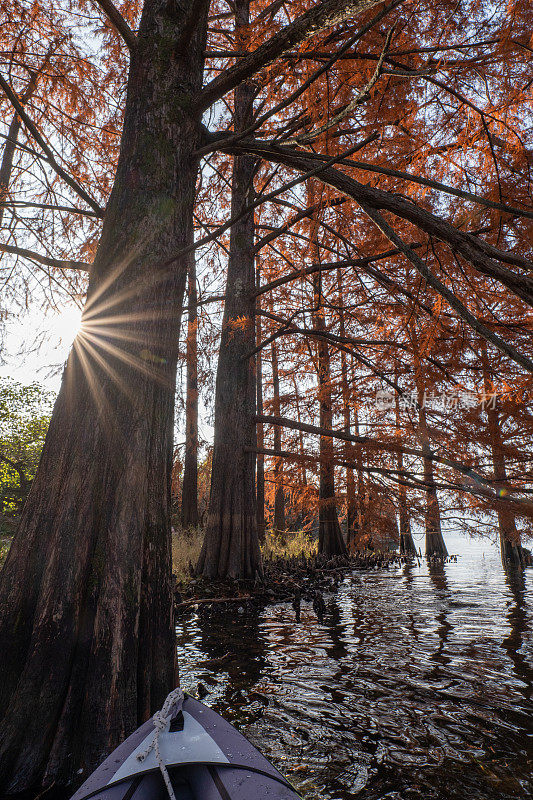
[331,160,533,220]
[249,446,532,512]
[0,242,90,272]
[215,138,533,303]
[165,137,379,268]
[256,309,405,394]
[255,414,519,498]
[197,0,396,111]
[358,203,533,375]
[0,73,104,216]
[92,0,136,51]
[255,308,410,355]
[254,196,346,253]
[255,245,420,296]
[0,200,101,218]
[285,26,393,145]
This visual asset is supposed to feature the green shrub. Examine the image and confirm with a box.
[0,379,52,517]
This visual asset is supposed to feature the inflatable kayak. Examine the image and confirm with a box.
[71,689,302,800]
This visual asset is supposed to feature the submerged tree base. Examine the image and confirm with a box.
[318,515,348,557]
[426,529,448,558]
[501,536,525,569]
[179,549,402,611]
[399,532,418,557]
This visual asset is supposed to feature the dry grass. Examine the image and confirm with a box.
[0,526,317,579]
[172,527,203,582]
[261,529,317,561]
[171,527,317,583]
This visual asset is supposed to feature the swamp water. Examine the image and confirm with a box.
[176,534,533,799]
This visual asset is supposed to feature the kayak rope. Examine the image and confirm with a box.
[136,687,185,800]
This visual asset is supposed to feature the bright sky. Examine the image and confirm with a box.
[0,302,83,392]
[0,299,215,450]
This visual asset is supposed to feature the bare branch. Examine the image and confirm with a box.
[255,245,421,296]
[165,138,378,267]
[359,203,533,375]
[0,72,104,217]
[331,159,533,220]
[0,242,91,272]
[254,196,346,253]
[249,446,532,512]
[255,414,522,500]
[216,138,533,302]
[92,0,136,51]
[0,200,101,218]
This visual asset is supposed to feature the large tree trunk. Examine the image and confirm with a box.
[416,382,447,558]
[196,0,261,578]
[311,269,346,556]
[395,389,416,556]
[337,269,357,549]
[480,343,524,569]
[410,327,447,558]
[256,284,266,542]
[181,251,199,528]
[0,0,209,792]
[271,341,286,536]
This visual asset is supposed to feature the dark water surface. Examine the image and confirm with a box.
[176,536,533,799]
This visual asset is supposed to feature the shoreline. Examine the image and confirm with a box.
[173,551,447,616]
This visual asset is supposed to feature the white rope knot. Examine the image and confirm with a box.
[136,688,185,800]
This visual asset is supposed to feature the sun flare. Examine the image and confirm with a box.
[50,304,84,348]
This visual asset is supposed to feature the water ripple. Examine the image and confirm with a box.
[176,539,533,799]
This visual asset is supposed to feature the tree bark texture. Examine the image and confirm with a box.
[415,377,448,558]
[271,341,286,535]
[311,264,346,556]
[0,0,209,791]
[256,292,266,542]
[181,251,199,528]
[196,0,261,579]
[480,343,524,569]
[395,390,416,556]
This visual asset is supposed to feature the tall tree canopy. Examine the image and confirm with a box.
[0,0,532,793]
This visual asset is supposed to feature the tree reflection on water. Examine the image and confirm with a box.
[176,545,533,799]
